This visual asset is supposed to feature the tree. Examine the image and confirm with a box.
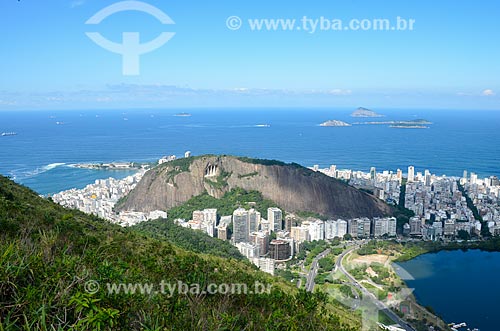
[343,233,352,241]
[318,257,334,271]
[457,229,471,241]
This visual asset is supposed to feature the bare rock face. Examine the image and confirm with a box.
[116,155,392,218]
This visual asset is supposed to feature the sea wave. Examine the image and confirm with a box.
[44,163,66,171]
[11,163,67,180]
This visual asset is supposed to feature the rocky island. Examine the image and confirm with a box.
[389,119,433,129]
[353,119,433,129]
[319,120,352,127]
[350,107,384,117]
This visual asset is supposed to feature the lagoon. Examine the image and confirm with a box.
[397,249,500,331]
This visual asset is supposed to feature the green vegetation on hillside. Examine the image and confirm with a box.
[158,155,203,172]
[0,175,359,330]
[294,210,328,221]
[237,171,259,179]
[159,156,206,185]
[133,218,244,260]
[235,156,290,167]
[165,187,280,221]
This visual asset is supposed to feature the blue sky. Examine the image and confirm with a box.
[0,0,499,110]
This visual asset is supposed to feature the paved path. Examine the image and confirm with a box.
[304,249,330,292]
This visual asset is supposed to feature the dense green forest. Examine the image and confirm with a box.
[165,187,281,221]
[133,218,245,260]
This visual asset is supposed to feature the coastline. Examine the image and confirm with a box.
[70,162,151,170]
[340,243,450,330]
[393,238,500,263]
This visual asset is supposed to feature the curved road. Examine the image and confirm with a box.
[305,249,330,292]
[336,244,416,331]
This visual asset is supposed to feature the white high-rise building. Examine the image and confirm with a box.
[373,218,388,238]
[325,219,338,239]
[267,207,283,232]
[247,208,261,234]
[470,173,478,185]
[432,221,443,237]
[253,258,275,275]
[203,209,217,222]
[290,226,309,242]
[397,169,403,183]
[408,166,415,182]
[233,208,249,243]
[236,242,260,259]
[203,208,217,237]
[205,220,216,237]
[192,210,204,222]
[424,170,431,187]
[329,165,337,178]
[388,217,397,237]
[260,219,271,233]
[308,219,325,241]
[337,219,348,238]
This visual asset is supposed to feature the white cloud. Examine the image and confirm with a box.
[481,89,495,96]
[70,0,85,8]
[0,99,17,106]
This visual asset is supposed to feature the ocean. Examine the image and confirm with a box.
[1,108,500,195]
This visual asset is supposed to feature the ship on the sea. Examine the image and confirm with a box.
[1,132,17,136]
[174,112,192,117]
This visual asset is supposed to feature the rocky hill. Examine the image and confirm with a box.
[116,155,392,218]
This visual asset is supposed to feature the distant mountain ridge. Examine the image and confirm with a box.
[116,155,392,219]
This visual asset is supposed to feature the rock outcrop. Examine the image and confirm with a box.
[116,155,392,218]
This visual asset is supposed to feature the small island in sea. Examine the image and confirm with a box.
[353,119,433,129]
[350,107,384,118]
[389,121,432,129]
[319,120,352,127]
